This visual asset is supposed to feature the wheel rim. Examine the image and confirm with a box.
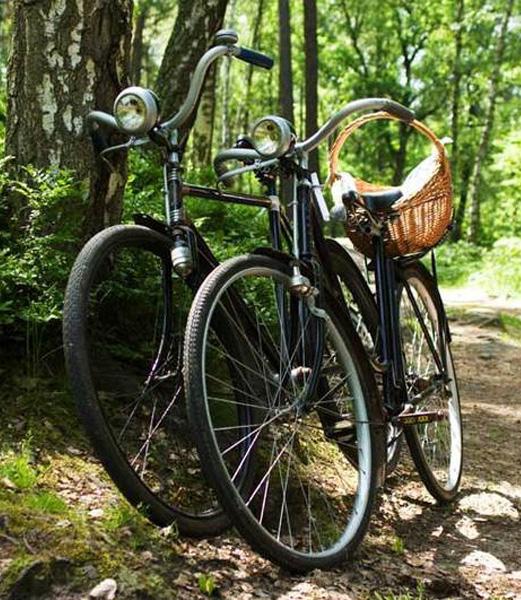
[84,241,220,518]
[199,265,372,558]
[399,276,462,492]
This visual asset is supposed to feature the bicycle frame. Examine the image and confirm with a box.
[369,229,451,419]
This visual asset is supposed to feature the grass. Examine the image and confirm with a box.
[0,444,38,490]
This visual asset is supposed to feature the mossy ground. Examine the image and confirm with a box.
[0,367,180,599]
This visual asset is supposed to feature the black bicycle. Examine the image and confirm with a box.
[183,103,463,570]
[62,30,281,537]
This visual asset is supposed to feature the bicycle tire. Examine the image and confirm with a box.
[397,261,463,503]
[184,253,385,571]
[63,224,229,536]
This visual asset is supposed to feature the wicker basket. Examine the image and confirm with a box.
[327,111,453,257]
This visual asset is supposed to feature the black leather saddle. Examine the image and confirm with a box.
[361,189,403,212]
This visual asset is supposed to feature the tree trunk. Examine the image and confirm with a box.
[449,0,465,241]
[239,0,265,132]
[221,0,238,148]
[131,5,148,86]
[392,124,410,186]
[453,156,473,241]
[278,0,294,124]
[278,0,294,206]
[6,0,133,237]
[468,0,514,243]
[303,0,319,175]
[156,0,228,149]
[191,64,217,165]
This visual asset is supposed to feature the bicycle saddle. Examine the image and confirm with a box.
[361,188,403,212]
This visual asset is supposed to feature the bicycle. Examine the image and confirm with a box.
[181,100,459,571]
[63,29,282,537]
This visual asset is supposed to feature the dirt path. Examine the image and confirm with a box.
[1,298,520,599]
[165,300,521,600]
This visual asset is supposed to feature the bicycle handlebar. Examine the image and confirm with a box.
[295,97,414,153]
[86,30,274,141]
[214,97,414,181]
[213,148,261,177]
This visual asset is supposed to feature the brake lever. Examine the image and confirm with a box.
[218,157,278,184]
[98,136,150,171]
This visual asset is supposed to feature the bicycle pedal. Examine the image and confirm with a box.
[396,410,447,425]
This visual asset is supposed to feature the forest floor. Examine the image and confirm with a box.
[0,289,520,600]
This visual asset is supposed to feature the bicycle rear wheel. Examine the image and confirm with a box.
[398,262,463,502]
[63,224,228,535]
[184,254,384,571]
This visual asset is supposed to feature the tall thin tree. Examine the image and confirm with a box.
[278,0,294,205]
[468,0,514,243]
[304,0,319,175]
[278,0,294,124]
[450,0,466,241]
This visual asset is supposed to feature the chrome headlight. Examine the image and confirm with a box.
[250,116,293,158]
[113,87,160,135]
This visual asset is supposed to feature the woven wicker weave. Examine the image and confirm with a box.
[327,111,453,257]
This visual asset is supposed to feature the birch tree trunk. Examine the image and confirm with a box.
[6,0,133,237]
[468,0,514,243]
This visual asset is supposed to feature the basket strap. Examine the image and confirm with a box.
[326,111,448,186]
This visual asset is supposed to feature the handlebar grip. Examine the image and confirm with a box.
[380,99,415,122]
[214,148,261,177]
[86,111,121,154]
[235,47,274,70]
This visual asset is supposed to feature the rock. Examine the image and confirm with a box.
[89,578,118,599]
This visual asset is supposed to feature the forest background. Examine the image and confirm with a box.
[0,0,520,346]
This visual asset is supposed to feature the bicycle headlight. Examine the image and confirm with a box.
[250,116,293,158]
[113,87,160,135]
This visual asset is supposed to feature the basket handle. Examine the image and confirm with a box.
[327,111,448,186]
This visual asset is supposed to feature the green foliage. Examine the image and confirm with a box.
[434,237,521,297]
[433,241,484,287]
[390,535,405,555]
[25,490,68,514]
[478,238,521,297]
[0,164,87,327]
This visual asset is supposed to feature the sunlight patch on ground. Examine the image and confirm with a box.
[458,492,519,520]
[454,516,479,540]
[461,550,506,572]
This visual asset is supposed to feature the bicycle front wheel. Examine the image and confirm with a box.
[184,254,383,571]
[398,262,463,502]
[63,224,227,536]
